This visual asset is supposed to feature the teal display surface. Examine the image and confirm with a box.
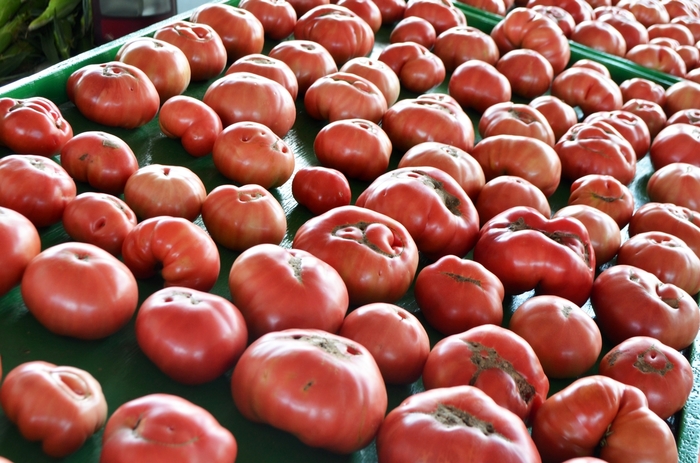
[0,1,698,462]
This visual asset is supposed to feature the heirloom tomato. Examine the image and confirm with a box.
[527,0,593,23]
[531,4,576,37]
[529,94,579,142]
[268,39,338,95]
[584,109,650,160]
[433,25,500,72]
[617,0,671,27]
[478,102,556,147]
[339,57,401,107]
[190,3,264,61]
[373,0,406,24]
[0,96,72,156]
[403,0,466,35]
[291,166,352,215]
[553,204,622,265]
[620,77,666,105]
[629,202,700,258]
[649,123,700,169]
[153,20,227,81]
[238,0,297,40]
[226,53,299,99]
[0,206,40,297]
[448,60,511,114]
[378,41,446,93]
[621,98,667,139]
[337,0,382,32]
[571,20,627,56]
[390,16,437,49]
[570,58,611,78]
[598,13,650,54]
[647,162,700,212]
[551,67,623,117]
[475,176,552,226]
[159,95,223,158]
[496,48,554,99]
[568,173,635,228]
[625,43,687,77]
[304,72,388,123]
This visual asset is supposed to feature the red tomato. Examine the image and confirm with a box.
[650,123,700,169]
[617,0,671,27]
[228,244,348,339]
[159,95,223,158]
[62,192,137,256]
[373,0,406,24]
[647,161,700,211]
[0,361,107,458]
[66,62,159,129]
[568,173,635,228]
[121,216,220,292]
[599,336,693,419]
[551,67,623,117]
[123,164,206,221]
[527,0,593,23]
[422,324,549,424]
[135,287,248,385]
[376,386,541,463]
[0,207,40,297]
[212,121,295,188]
[496,49,554,99]
[619,77,667,105]
[292,205,419,305]
[153,20,227,81]
[667,108,700,126]
[337,0,382,32]
[531,375,678,463]
[115,37,191,104]
[621,98,667,139]
[389,16,437,48]
[286,0,329,16]
[0,154,76,228]
[460,0,507,15]
[398,141,485,200]
[597,11,650,52]
[339,57,401,107]
[584,109,651,159]
[304,72,388,123]
[238,0,297,40]
[291,166,352,215]
[475,176,552,225]
[531,4,576,37]
[225,53,299,100]
[529,94,579,142]
[203,71,296,137]
[629,202,700,258]
[231,329,387,453]
[268,39,338,95]
[672,15,700,42]
[338,302,430,384]
[553,204,622,265]
[474,206,596,305]
[479,102,556,147]
[664,79,700,117]
[190,3,264,61]
[571,20,627,55]
[201,184,287,252]
[377,41,446,93]
[21,242,138,339]
[649,22,695,45]
[403,0,466,35]
[448,60,511,114]
[413,255,504,334]
[60,131,139,193]
[0,96,72,156]
[100,394,237,463]
[313,118,392,181]
[591,264,700,349]
[433,25,500,72]
[626,43,687,77]
[570,58,612,78]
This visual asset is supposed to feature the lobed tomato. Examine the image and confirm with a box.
[0,96,72,156]
[448,60,511,114]
[647,161,700,212]
[159,95,223,158]
[619,77,666,105]
[337,0,382,32]
[291,166,352,215]
[238,0,297,40]
[475,176,552,225]
[584,109,651,160]
[629,202,700,258]
[339,57,401,107]
[268,39,338,95]
[571,20,627,56]
[433,25,500,72]
[649,123,700,170]
[496,48,554,99]
[190,3,264,61]
[553,204,622,265]
[621,98,667,139]
[377,41,446,94]
[551,67,623,117]
[225,53,299,100]
[529,94,579,142]
[626,43,687,77]
[153,20,227,81]
[478,102,556,147]
[389,16,437,49]
[568,174,635,228]
[304,72,388,123]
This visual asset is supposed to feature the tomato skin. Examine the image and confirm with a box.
[650,123,700,170]
[376,386,542,463]
[304,72,388,123]
[531,5,576,37]
[0,154,76,228]
[529,95,579,142]
[664,80,700,119]
[568,173,635,228]
[0,97,72,156]
[647,162,700,213]
[135,287,248,385]
[553,204,622,265]
[291,166,352,215]
[479,102,556,147]
[225,53,299,100]
[59,131,139,194]
[433,25,500,72]
[201,184,287,252]
[377,41,446,93]
[153,20,227,81]
[0,361,107,458]
[100,394,237,463]
[158,95,223,158]
[591,264,700,350]
[390,16,437,48]
[448,60,511,114]
[625,43,687,77]
[584,110,651,160]
[293,205,419,305]
[473,206,596,306]
[62,192,138,256]
[190,3,264,61]
[231,329,387,454]
[403,0,466,35]
[620,77,666,105]
[66,62,160,129]
[268,39,338,95]
[551,67,623,117]
[617,0,671,27]
[571,20,627,56]
[338,0,382,33]
[20,242,139,340]
[373,0,406,24]
[229,244,348,339]
[339,57,401,107]
[414,255,504,335]
[0,207,41,297]
[121,216,220,292]
[629,202,700,259]
[422,324,549,424]
[238,0,297,40]
[496,49,554,100]
[621,98,667,139]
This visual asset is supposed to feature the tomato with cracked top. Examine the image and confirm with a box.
[0,206,40,297]
[584,109,650,160]
[159,95,223,158]
[153,20,227,81]
[568,173,635,228]
[0,96,72,156]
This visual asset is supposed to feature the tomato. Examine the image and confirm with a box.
[471,134,561,196]
[527,0,593,23]
[153,20,227,81]
[59,131,139,193]
[479,102,556,147]
[667,108,700,126]
[376,386,541,463]
[115,37,191,104]
[231,328,387,453]
[0,207,40,297]
[190,3,264,61]
[664,79,700,117]
[373,0,406,24]
[496,49,554,100]
[551,67,623,117]
[570,58,612,78]
[621,98,667,139]
[474,206,596,305]
[650,123,700,170]
[304,72,388,123]
[121,216,220,292]
[629,202,700,258]
[422,324,549,423]
[159,95,223,158]
[599,336,693,420]
[201,184,287,252]
[339,57,401,107]
[294,4,374,66]
[672,15,700,42]
[571,20,627,56]
[529,94,579,142]
[377,41,446,93]
[649,22,695,44]
[398,141,485,200]
[448,60,511,114]
[460,0,507,14]
[403,0,466,35]
[100,394,237,463]
[123,164,206,221]
[62,192,137,256]
[338,302,429,384]
[413,255,504,334]
[626,43,687,77]
[583,109,651,159]
[292,205,419,305]
[531,5,576,37]
[337,0,382,32]
[286,0,328,16]
[212,121,295,188]
[0,154,76,228]
[389,16,437,48]
[553,204,622,265]
[291,166,352,214]
[433,26,500,73]
[568,173,635,228]
[475,176,552,225]
[647,161,700,212]
[313,118,392,181]
[619,77,667,105]
[225,53,299,100]
[268,39,338,95]
[21,242,138,339]
[238,0,297,40]
[531,375,678,463]
[597,11,650,52]
[66,62,159,129]
[509,295,602,379]
[381,96,476,153]
[0,97,72,156]
[0,361,107,458]
[135,287,248,385]
[617,0,671,27]
[229,244,348,339]
[203,71,296,137]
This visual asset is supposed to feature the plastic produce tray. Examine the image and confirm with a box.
[0,1,698,462]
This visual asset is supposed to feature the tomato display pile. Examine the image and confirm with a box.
[0,0,700,462]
